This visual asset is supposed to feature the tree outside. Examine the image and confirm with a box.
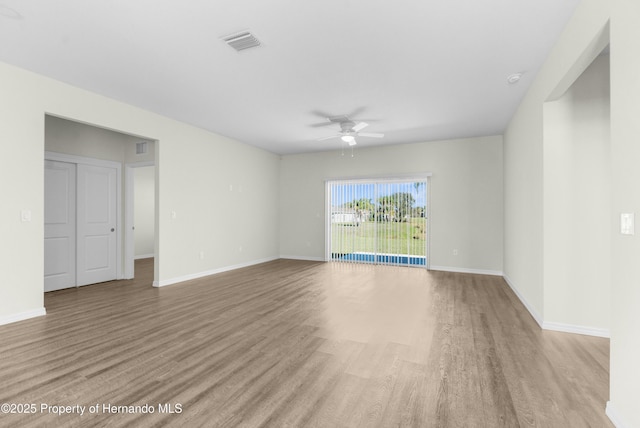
[331,182,427,260]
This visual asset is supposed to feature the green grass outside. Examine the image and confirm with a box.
[331,218,427,256]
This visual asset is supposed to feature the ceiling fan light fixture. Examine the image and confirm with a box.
[341,135,355,144]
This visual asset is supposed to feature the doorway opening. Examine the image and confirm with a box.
[124,162,156,279]
[327,177,429,267]
[542,44,610,335]
[44,115,157,291]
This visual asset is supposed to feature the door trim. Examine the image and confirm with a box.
[45,151,123,281]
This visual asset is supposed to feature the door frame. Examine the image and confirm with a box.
[45,151,123,281]
[124,161,155,279]
[324,173,432,268]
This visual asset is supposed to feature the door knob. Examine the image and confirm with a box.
[111,228,115,232]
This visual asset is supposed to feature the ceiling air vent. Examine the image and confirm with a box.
[223,31,261,52]
[136,141,148,155]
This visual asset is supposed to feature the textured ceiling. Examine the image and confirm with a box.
[0,0,580,154]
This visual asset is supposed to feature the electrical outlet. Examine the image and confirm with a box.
[453,249,458,256]
[199,251,205,260]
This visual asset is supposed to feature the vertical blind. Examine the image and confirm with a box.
[328,178,428,267]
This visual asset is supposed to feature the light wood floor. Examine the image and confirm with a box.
[0,259,611,427]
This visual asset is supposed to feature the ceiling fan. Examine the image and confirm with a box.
[317,120,384,146]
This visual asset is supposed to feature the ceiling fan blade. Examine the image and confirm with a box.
[357,132,384,138]
[309,121,337,128]
[347,106,366,119]
[352,122,369,132]
[311,110,335,119]
[317,135,340,141]
[328,115,350,123]
[309,113,352,127]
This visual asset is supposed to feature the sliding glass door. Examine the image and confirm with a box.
[328,177,429,267]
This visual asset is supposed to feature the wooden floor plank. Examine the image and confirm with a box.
[0,258,612,427]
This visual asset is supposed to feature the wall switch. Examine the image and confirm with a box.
[171,210,177,219]
[21,210,32,222]
[199,251,205,260]
[453,249,458,256]
[621,213,635,235]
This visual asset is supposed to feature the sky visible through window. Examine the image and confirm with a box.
[331,181,427,208]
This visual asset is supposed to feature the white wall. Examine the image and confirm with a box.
[543,54,611,334]
[0,60,280,323]
[280,136,504,274]
[610,1,640,426]
[505,0,640,425]
[0,66,45,322]
[134,166,155,258]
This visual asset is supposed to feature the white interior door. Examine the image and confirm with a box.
[77,164,117,286]
[44,160,77,291]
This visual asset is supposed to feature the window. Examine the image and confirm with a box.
[327,177,429,267]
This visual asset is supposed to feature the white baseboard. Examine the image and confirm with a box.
[429,265,504,276]
[134,254,154,260]
[542,321,610,338]
[502,274,544,328]
[153,256,279,287]
[279,255,326,262]
[502,274,610,338]
[0,307,46,326]
[606,401,630,428]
